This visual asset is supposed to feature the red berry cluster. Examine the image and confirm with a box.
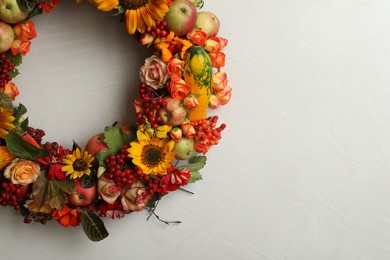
[22,211,52,224]
[27,127,46,144]
[0,181,22,210]
[193,116,226,153]
[103,146,136,187]
[137,83,167,128]
[146,20,168,37]
[0,54,14,89]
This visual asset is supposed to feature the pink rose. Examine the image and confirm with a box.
[98,175,122,204]
[4,159,40,185]
[167,57,184,82]
[1,81,19,101]
[139,53,169,89]
[187,30,207,46]
[13,21,37,41]
[204,37,228,53]
[167,79,191,100]
[10,40,31,56]
[208,51,226,71]
[121,180,151,212]
[211,72,228,91]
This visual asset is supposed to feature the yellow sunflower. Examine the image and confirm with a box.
[0,108,15,139]
[61,148,94,179]
[89,0,169,34]
[128,130,176,175]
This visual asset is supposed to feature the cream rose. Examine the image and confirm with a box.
[139,53,169,89]
[4,159,40,185]
[121,181,151,212]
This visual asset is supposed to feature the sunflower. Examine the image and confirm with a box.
[61,148,94,179]
[0,108,15,139]
[128,130,176,175]
[89,0,169,34]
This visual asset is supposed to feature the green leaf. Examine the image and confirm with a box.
[13,103,27,120]
[6,132,47,160]
[81,210,109,242]
[188,171,202,183]
[178,156,207,172]
[20,117,29,131]
[96,126,137,165]
[6,53,22,67]
[8,69,19,78]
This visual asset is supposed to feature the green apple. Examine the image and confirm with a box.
[0,0,29,24]
[174,137,196,160]
[194,11,220,38]
[0,21,13,53]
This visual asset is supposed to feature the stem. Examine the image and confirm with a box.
[147,200,181,225]
[179,188,194,195]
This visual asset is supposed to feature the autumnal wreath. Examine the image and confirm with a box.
[0,0,231,241]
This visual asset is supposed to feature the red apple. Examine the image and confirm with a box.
[164,0,197,36]
[67,178,97,207]
[194,11,220,38]
[15,184,31,201]
[0,21,13,53]
[173,137,195,160]
[85,133,108,157]
[157,96,187,126]
[0,0,29,24]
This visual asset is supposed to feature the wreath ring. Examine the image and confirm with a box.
[0,0,231,241]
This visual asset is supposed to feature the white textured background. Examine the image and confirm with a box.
[2,0,390,259]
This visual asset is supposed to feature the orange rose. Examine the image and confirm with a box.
[167,57,184,82]
[184,95,199,109]
[181,121,196,138]
[187,30,207,46]
[4,159,40,185]
[10,40,31,56]
[1,82,19,101]
[211,71,228,91]
[204,37,228,53]
[208,51,226,71]
[209,94,221,109]
[13,21,37,41]
[167,79,191,100]
[216,86,232,105]
[170,127,182,141]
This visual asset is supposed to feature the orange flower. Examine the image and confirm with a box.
[208,51,225,71]
[52,205,80,227]
[154,31,192,62]
[1,82,19,101]
[0,146,15,170]
[13,21,37,41]
[10,40,31,56]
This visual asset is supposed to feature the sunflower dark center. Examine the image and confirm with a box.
[143,145,164,166]
[120,0,149,9]
[73,158,87,171]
